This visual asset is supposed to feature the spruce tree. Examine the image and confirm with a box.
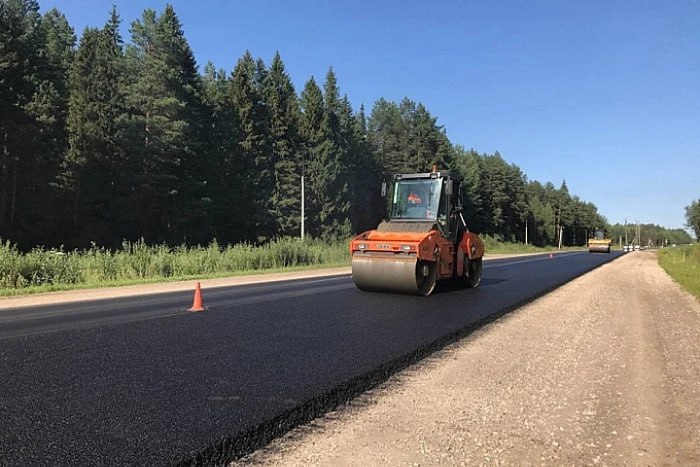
[526,182,556,246]
[476,152,527,241]
[0,0,40,243]
[229,51,274,242]
[263,52,302,238]
[201,62,241,244]
[453,146,484,232]
[368,98,403,179]
[298,76,325,238]
[124,5,206,244]
[319,67,351,238]
[347,103,384,232]
[62,6,128,247]
[20,7,75,246]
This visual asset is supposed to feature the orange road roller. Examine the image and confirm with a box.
[350,167,484,296]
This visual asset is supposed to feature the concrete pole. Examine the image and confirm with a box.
[558,226,563,250]
[525,217,528,245]
[301,175,305,241]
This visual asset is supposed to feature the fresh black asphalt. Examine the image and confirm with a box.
[0,251,623,465]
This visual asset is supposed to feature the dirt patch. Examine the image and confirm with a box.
[233,251,700,466]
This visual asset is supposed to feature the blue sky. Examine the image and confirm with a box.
[41,0,699,230]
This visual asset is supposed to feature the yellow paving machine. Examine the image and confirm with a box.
[588,229,612,253]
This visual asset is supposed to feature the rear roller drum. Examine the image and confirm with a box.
[464,256,482,288]
[415,260,437,296]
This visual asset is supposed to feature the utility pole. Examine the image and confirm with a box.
[301,175,305,241]
[639,222,642,246]
[558,226,564,250]
[525,217,528,245]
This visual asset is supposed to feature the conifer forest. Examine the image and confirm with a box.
[1,1,692,252]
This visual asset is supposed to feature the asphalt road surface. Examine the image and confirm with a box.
[0,251,622,465]
[235,250,700,466]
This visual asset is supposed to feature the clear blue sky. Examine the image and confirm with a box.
[41,0,700,231]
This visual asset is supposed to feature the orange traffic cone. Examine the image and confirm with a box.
[188,282,205,312]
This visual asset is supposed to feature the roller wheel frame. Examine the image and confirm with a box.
[464,255,482,288]
[416,260,437,296]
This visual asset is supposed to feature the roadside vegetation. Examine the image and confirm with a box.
[0,238,348,296]
[658,244,700,300]
[0,236,572,296]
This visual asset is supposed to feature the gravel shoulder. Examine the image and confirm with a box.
[234,251,700,466]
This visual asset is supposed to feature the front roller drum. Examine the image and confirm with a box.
[352,255,437,296]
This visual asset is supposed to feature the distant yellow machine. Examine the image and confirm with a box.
[588,229,612,253]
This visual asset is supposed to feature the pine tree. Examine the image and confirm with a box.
[526,181,556,246]
[157,5,208,244]
[62,6,128,247]
[368,98,408,178]
[556,180,574,245]
[0,0,41,243]
[0,1,78,247]
[298,76,325,238]
[453,146,484,232]
[19,7,75,246]
[201,62,241,244]
[298,69,353,240]
[319,67,351,238]
[124,5,206,244]
[229,51,274,242]
[368,97,453,178]
[476,152,528,241]
[347,103,384,232]
[264,52,301,237]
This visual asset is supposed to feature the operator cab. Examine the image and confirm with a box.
[389,170,464,241]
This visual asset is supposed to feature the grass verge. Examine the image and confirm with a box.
[658,244,700,300]
[1,235,589,297]
[0,238,349,297]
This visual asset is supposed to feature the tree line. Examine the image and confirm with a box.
[685,200,700,241]
[1,1,687,252]
[608,223,693,247]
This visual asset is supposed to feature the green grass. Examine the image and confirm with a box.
[658,244,700,300]
[0,238,350,297]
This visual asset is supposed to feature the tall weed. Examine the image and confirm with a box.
[0,237,349,294]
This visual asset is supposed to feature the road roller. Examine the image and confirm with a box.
[350,167,485,296]
[587,228,612,253]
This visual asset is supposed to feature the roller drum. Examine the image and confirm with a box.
[351,254,436,296]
